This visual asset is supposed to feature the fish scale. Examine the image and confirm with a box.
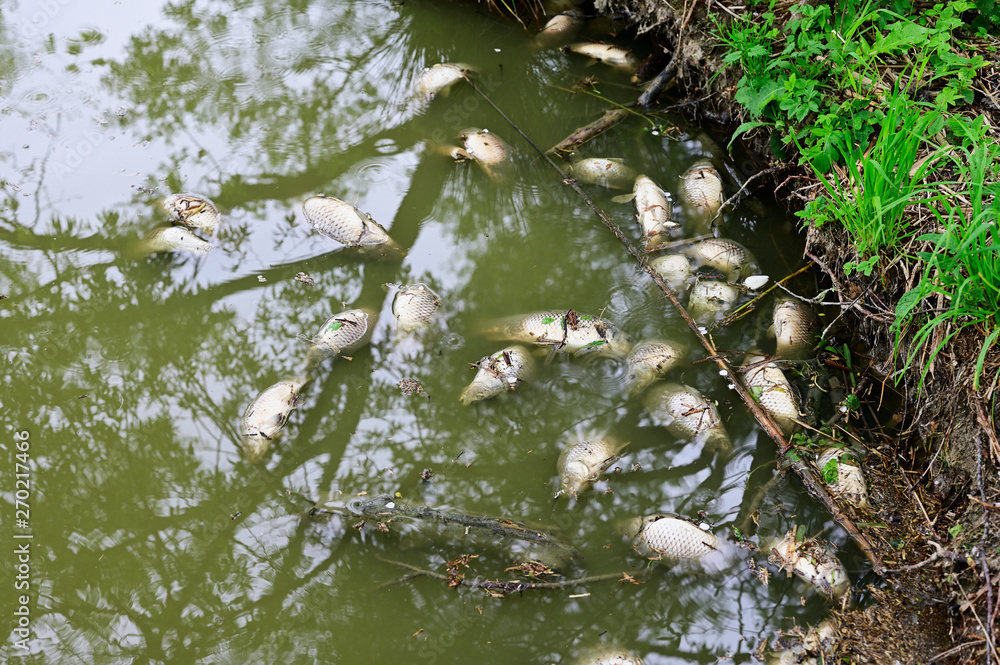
[633,175,676,248]
[163,193,221,232]
[680,159,724,218]
[302,196,392,247]
[631,515,718,559]
[687,279,739,322]
[743,360,800,436]
[642,382,730,450]
[624,340,684,396]
[484,310,634,358]
[685,238,759,281]
[557,438,627,497]
[304,308,377,368]
[773,298,816,358]
[392,283,441,332]
[769,531,851,598]
[413,63,472,100]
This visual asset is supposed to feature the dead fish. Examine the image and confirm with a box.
[567,42,638,70]
[742,357,800,436]
[566,157,635,190]
[458,128,511,180]
[680,159,724,222]
[391,283,441,333]
[767,620,839,665]
[141,225,213,254]
[685,238,760,283]
[771,298,817,359]
[301,195,401,255]
[304,308,377,367]
[534,12,585,48]
[624,340,685,396]
[459,345,535,405]
[617,175,678,249]
[627,515,718,560]
[241,377,304,462]
[769,529,851,599]
[649,254,693,289]
[556,437,628,498]
[413,62,475,100]
[642,382,731,450]
[687,278,740,323]
[163,193,221,232]
[483,309,634,359]
[576,646,645,665]
[816,447,869,509]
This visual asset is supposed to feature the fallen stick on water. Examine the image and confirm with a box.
[548,107,630,156]
[463,75,885,576]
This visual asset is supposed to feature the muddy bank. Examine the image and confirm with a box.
[515,0,999,661]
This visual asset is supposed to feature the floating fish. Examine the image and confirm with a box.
[616,175,678,249]
[454,128,511,181]
[163,193,221,232]
[567,42,638,70]
[768,529,851,599]
[556,437,627,498]
[680,159,724,223]
[816,447,869,509]
[241,377,304,462]
[742,357,800,436]
[304,308,377,368]
[141,225,213,254]
[684,238,760,283]
[483,309,634,359]
[648,254,693,290]
[771,298,817,359]
[413,62,475,100]
[533,12,584,48]
[566,157,636,190]
[687,278,739,323]
[391,283,441,333]
[460,345,536,405]
[624,340,684,396]
[301,195,402,257]
[642,382,730,450]
[627,515,718,560]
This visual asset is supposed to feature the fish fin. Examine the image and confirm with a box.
[611,193,635,204]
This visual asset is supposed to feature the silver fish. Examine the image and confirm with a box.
[301,195,400,253]
[567,157,636,190]
[567,42,638,70]
[163,193,221,232]
[534,13,584,48]
[413,62,474,100]
[769,529,851,598]
[680,159,724,221]
[649,254,693,289]
[816,447,869,509]
[556,437,627,498]
[483,309,634,359]
[628,515,718,560]
[576,646,645,665]
[624,340,684,396]
[685,238,760,282]
[391,283,441,332]
[687,278,739,323]
[632,175,678,248]
[772,298,817,359]
[304,308,377,367]
[459,345,535,405]
[458,128,511,180]
[642,382,730,450]
[241,378,304,462]
[742,358,800,436]
[141,225,213,254]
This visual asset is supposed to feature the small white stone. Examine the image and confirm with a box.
[719,369,728,377]
[386,501,395,509]
[257,275,267,282]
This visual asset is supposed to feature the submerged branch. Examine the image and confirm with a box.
[464,75,886,577]
[548,108,630,156]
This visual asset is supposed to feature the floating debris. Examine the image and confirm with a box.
[398,377,426,396]
[459,345,535,405]
[294,272,315,285]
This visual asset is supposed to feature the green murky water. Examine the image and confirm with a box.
[1,1,864,662]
